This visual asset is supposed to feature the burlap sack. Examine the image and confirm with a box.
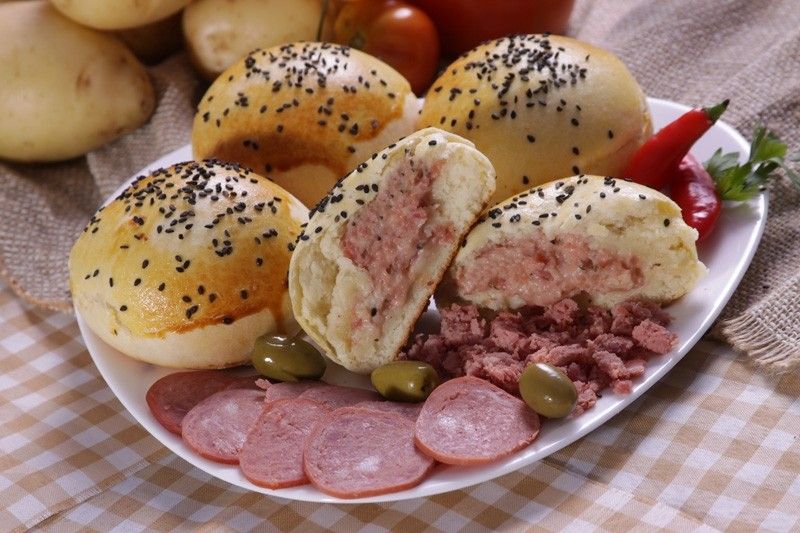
[1,0,798,370]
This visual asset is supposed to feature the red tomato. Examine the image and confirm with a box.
[330,0,440,95]
[408,0,575,57]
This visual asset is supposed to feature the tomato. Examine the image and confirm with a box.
[328,0,440,95]
[408,0,575,57]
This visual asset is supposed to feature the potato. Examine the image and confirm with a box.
[50,0,191,30]
[0,1,155,163]
[114,12,184,65]
[183,0,322,80]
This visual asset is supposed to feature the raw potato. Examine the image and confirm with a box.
[183,0,322,80]
[0,1,155,163]
[114,12,184,64]
[50,0,192,30]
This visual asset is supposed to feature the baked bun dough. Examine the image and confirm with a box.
[289,128,496,374]
[419,34,652,204]
[437,175,705,310]
[192,42,420,208]
[69,160,307,369]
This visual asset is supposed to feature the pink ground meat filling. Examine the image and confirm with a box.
[402,298,676,416]
[454,233,644,306]
[341,159,452,327]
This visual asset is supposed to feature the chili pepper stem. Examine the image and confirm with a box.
[705,99,730,123]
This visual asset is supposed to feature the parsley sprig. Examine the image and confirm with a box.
[705,126,799,201]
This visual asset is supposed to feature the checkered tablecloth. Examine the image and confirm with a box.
[1,281,798,532]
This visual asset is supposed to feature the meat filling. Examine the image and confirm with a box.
[455,233,644,307]
[402,298,676,417]
[341,159,452,329]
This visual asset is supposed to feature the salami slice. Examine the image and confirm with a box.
[299,384,382,409]
[181,389,264,464]
[239,399,330,489]
[414,376,540,465]
[146,370,261,435]
[263,381,320,403]
[304,407,435,498]
[354,400,422,421]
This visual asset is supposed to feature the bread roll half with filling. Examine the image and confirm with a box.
[437,175,706,311]
[289,128,496,373]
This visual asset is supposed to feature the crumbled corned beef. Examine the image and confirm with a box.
[402,298,676,417]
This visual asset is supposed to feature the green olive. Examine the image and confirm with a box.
[370,360,440,402]
[519,363,578,418]
[251,334,326,382]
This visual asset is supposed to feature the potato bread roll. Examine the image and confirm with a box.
[437,175,706,310]
[69,160,306,369]
[419,34,652,204]
[192,42,420,208]
[289,128,496,374]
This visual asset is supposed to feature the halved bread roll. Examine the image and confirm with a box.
[289,128,496,374]
[437,175,706,311]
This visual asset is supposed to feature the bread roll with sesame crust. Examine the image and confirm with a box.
[289,128,496,374]
[192,42,421,208]
[419,34,652,205]
[69,160,307,369]
[436,175,706,311]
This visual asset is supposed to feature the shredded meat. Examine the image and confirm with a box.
[402,298,677,416]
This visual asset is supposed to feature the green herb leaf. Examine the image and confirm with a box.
[705,126,798,200]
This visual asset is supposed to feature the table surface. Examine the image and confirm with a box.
[1,281,798,533]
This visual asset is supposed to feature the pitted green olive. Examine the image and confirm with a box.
[251,334,326,382]
[519,363,578,418]
[370,360,440,402]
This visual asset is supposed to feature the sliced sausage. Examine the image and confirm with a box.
[299,384,382,409]
[304,407,435,498]
[414,376,540,465]
[181,389,264,464]
[146,370,261,435]
[263,381,320,403]
[355,400,422,421]
[239,399,330,489]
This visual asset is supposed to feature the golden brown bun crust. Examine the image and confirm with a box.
[69,160,307,368]
[419,34,652,204]
[192,42,419,208]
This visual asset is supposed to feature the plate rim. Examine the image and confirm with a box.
[77,96,768,504]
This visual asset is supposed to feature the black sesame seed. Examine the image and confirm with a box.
[664,218,671,227]
[158,282,165,291]
[240,290,249,299]
[527,134,535,143]
[639,194,646,200]
[133,278,141,286]
[571,118,579,126]
[608,130,614,139]
[223,316,234,325]
[428,140,437,146]
[370,307,377,317]
[120,305,127,311]
[182,295,191,303]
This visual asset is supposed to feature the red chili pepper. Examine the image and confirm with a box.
[670,154,721,242]
[624,100,729,190]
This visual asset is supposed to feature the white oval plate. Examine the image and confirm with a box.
[77,98,766,503]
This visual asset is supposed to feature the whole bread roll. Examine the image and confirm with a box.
[437,175,706,311]
[192,42,420,208]
[69,160,307,369]
[289,128,496,374]
[419,34,652,204]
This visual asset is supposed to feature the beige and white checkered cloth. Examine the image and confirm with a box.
[1,280,798,532]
